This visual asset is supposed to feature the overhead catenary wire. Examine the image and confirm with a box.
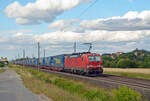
[76,0,100,52]
[77,0,100,18]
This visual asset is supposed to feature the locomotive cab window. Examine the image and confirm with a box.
[88,56,101,62]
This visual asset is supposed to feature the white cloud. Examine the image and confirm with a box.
[48,19,79,31]
[79,10,150,31]
[1,30,150,59]
[15,18,40,25]
[5,0,91,25]
[34,31,82,43]
[2,30,149,45]
[0,44,16,50]
[32,30,150,43]
[0,29,32,34]
[7,32,35,45]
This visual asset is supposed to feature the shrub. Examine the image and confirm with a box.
[69,83,83,93]
[0,62,4,67]
[110,61,116,68]
[117,59,136,68]
[144,56,150,68]
[82,89,111,101]
[113,86,141,101]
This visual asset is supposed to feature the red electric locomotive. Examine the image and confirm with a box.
[13,43,103,76]
[64,52,103,75]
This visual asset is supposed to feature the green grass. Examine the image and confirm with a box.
[9,64,144,101]
[104,71,150,80]
[0,63,5,67]
[113,86,141,101]
[0,69,6,73]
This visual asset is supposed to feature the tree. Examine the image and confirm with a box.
[103,56,113,61]
[0,62,4,67]
[110,61,116,68]
[117,59,136,68]
[103,61,111,68]
[143,56,150,68]
[136,60,144,68]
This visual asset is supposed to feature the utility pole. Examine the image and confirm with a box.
[32,54,34,58]
[18,53,20,59]
[74,42,77,53]
[44,49,46,58]
[22,49,25,68]
[38,42,40,71]
[23,49,25,58]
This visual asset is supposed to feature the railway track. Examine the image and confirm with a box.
[41,69,150,99]
[96,74,150,90]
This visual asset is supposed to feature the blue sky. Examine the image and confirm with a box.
[1,0,150,32]
[1,0,150,60]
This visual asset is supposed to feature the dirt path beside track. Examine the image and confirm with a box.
[0,67,51,101]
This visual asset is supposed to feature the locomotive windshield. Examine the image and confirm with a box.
[88,56,101,62]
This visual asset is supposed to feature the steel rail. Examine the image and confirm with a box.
[41,69,150,90]
[97,75,150,88]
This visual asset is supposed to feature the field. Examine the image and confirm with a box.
[8,64,146,101]
[104,68,150,80]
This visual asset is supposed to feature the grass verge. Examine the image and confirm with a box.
[0,69,6,73]
[9,64,144,101]
[104,71,150,80]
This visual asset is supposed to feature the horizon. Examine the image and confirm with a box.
[1,0,150,60]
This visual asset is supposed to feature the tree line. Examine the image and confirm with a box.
[102,49,150,68]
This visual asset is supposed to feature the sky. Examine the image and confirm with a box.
[1,0,150,60]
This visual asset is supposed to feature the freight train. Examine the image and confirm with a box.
[13,52,103,76]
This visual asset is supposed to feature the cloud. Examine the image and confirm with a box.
[79,10,150,31]
[5,0,91,25]
[44,30,150,43]
[20,30,150,43]
[1,29,150,47]
[1,32,36,45]
[48,19,79,31]
[1,30,150,59]
[0,29,32,34]
[34,31,82,43]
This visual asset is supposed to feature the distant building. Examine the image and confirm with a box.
[134,48,138,56]
[102,52,123,59]
[111,54,115,59]
[116,52,123,56]
[0,57,8,64]
[142,53,145,57]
